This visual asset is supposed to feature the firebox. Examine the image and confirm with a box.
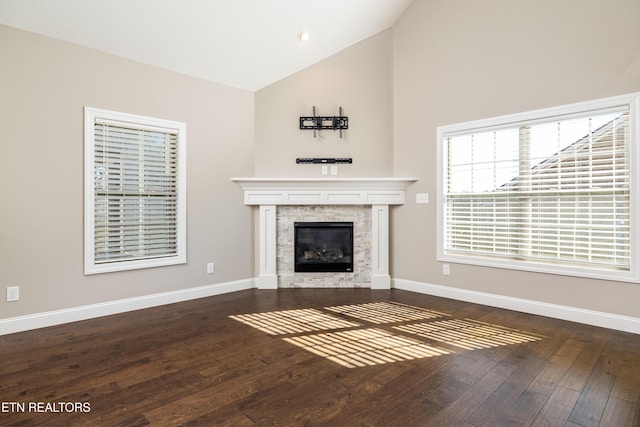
[294,222,354,273]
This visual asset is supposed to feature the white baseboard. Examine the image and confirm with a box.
[392,278,640,335]
[0,278,255,336]
[5,278,638,336]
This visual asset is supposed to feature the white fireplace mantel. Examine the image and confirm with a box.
[231,177,418,206]
[231,177,418,289]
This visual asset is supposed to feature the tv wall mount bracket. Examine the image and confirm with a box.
[299,106,348,138]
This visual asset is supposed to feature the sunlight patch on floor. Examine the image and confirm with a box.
[230,303,544,368]
[324,302,448,324]
[229,308,360,335]
[394,318,543,350]
[283,328,452,368]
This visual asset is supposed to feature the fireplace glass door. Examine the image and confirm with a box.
[294,222,354,273]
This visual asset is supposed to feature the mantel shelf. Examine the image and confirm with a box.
[231,177,418,205]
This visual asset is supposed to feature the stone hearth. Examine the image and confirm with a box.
[231,178,417,289]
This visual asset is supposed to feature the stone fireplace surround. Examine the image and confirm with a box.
[279,205,368,287]
[231,178,417,289]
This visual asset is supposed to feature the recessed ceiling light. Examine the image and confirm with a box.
[297,29,310,42]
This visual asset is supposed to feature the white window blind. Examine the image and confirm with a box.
[437,93,640,282]
[84,108,186,274]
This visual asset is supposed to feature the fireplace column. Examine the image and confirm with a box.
[371,204,390,289]
[258,205,278,289]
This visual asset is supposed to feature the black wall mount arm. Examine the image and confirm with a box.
[299,106,348,138]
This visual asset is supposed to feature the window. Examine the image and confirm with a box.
[84,107,186,274]
[437,93,640,282]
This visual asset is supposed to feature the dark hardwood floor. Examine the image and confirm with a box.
[1,289,639,426]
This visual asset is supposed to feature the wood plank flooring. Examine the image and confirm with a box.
[1,289,639,426]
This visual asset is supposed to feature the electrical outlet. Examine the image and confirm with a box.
[330,165,338,175]
[321,165,328,175]
[416,193,429,204]
[207,262,215,274]
[442,264,450,275]
[6,286,19,302]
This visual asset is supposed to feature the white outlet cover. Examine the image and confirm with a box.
[416,193,429,204]
[6,286,19,302]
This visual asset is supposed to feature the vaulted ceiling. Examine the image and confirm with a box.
[0,0,413,91]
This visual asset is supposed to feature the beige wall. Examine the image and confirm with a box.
[0,25,255,320]
[255,29,394,177]
[392,0,640,317]
[4,0,640,324]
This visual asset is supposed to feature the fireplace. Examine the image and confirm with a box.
[294,222,354,273]
[231,177,417,288]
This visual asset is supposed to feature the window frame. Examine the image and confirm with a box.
[436,93,640,283]
[84,107,187,275]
